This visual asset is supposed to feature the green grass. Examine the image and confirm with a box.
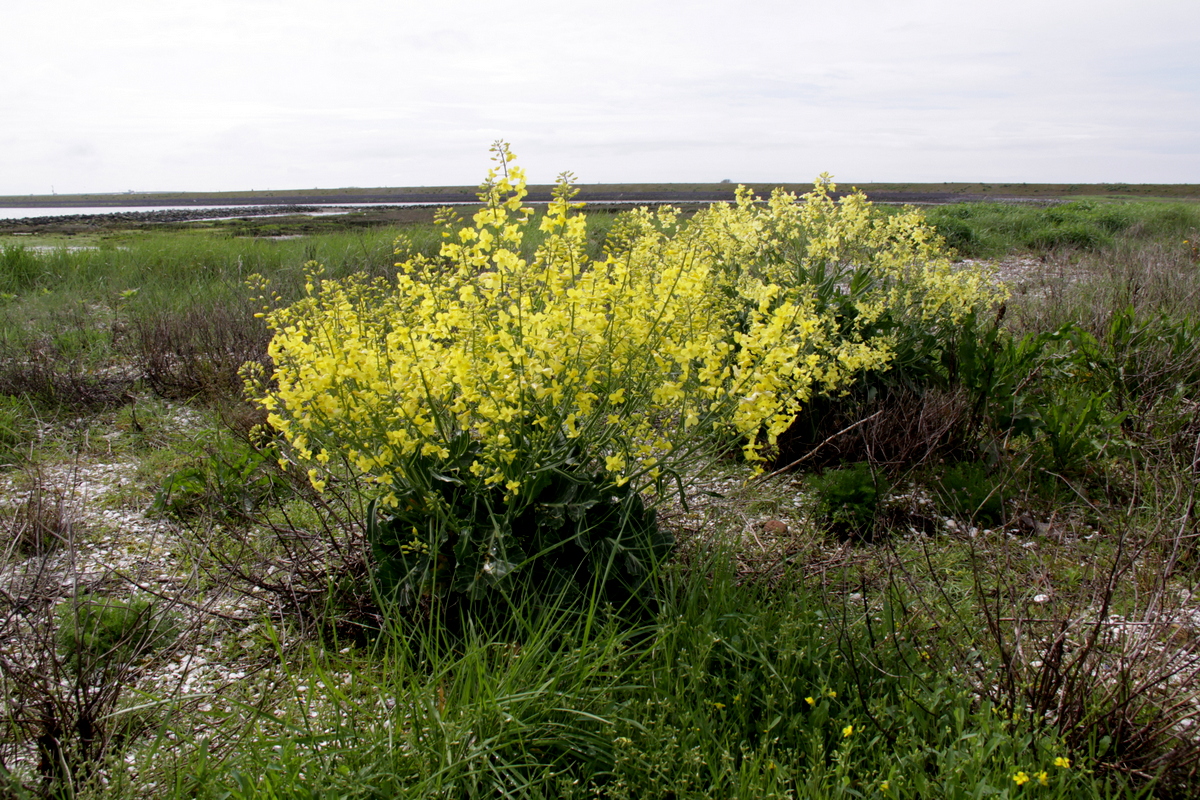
[0,211,620,322]
[0,393,37,467]
[0,212,625,412]
[924,200,1200,258]
[134,548,1117,800]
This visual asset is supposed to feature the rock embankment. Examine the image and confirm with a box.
[0,205,324,231]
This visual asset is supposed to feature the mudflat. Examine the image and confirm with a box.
[2,182,1196,235]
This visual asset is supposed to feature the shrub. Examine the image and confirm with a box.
[1032,388,1128,475]
[1072,307,1200,432]
[0,343,131,410]
[128,298,272,403]
[934,461,1006,527]
[249,145,998,615]
[929,214,978,253]
[152,441,288,519]
[1026,222,1110,252]
[0,393,35,468]
[809,462,887,541]
[0,303,132,410]
[4,471,73,556]
[730,186,1009,471]
[56,594,178,678]
[1,574,191,796]
[693,180,1004,379]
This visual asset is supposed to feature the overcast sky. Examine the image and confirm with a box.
[3,0,1198,195]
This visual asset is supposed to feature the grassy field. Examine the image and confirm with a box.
[0,195,1198,798]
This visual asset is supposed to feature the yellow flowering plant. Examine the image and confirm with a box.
[695,177,1005,392]
[687,177,1006,470]
[247,143,997,612]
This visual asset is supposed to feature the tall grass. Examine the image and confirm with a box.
[0,217,624,410]
[139,545,1118,800]
[1005,237,1200,337]
[2,211,621,311]
[925,200,1200,258]
[4,229,414,312]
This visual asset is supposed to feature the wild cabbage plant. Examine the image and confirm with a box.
[247,143,998,611]
[695,179,1006,391]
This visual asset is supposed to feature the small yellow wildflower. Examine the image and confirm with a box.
[805,696,816,707]
[1013,771,1030,786]
[1038,771,1049,786]
[842,725,854,737]
[1054,756,1071,769]
[880,781,890,791]
[826,690,837,698]
[713,701,726,710]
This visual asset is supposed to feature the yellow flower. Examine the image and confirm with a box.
[842,725,853,737]
[826,690,837,698]
[805,696,816,707]
[880,781,890,791]
[252,146,1001,603]
[1054,756,1071,769]
[1013,771,1030,786]
[1038,771,1049,786]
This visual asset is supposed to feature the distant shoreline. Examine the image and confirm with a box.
[3,182,1198,210]
[3,183,1197,236]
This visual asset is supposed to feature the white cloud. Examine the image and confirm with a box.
[2,0,1197,193]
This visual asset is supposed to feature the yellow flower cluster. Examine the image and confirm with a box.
[250,145,999,512]
[696,176,1005,362]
